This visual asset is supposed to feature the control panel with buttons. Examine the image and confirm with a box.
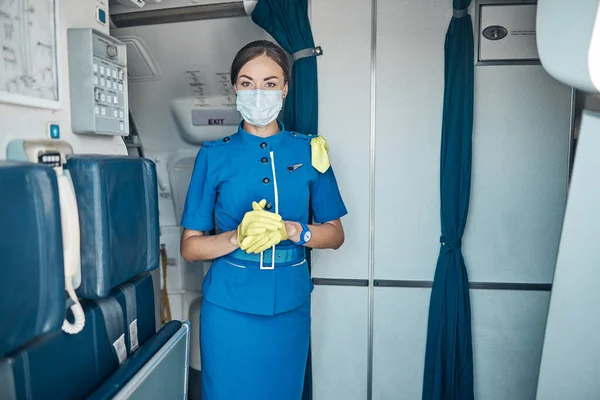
[67,28,129,136]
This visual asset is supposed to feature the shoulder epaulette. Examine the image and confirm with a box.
[288,131,314,140]
[202,135,233,148]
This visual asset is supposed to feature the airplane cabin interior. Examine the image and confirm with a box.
[0,0,599,399]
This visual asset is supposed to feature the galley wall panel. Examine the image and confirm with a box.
[372,288,430,400]
[470,289,551,400]
[374,0,449,281]
[372,288,551,400]
[311,285,369,400]
[310,0,372,279]
[464,66,572,284]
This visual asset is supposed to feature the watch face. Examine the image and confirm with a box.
[304,231,312,242]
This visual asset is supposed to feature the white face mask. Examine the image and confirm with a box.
[236,89,283,127]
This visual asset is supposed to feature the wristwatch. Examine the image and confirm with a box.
[294,222,312,245]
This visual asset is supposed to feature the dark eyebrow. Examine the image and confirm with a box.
[238,75,253,80]
[264,76,279,81]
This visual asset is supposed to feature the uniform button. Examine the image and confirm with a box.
[265,203,273,210]
[260,142,267,149]
[223,137,230,142]
[261,157,269,163]
[263,177,270,184]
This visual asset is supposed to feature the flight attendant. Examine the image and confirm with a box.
[180,40,347,400]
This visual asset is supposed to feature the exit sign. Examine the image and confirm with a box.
[191,108,241,127]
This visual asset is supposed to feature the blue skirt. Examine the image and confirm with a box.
[200,298,310,400]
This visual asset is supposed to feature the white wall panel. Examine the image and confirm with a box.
[471,290,550,400]
[372,288,430,400]
[311,0,372,279]
[465,66,571,283]
[372,288,550,400]
[311,286,369,400]
[374,0,448,281]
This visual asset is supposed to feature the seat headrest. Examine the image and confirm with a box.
[0,162,65,357]
[65,156,160,299]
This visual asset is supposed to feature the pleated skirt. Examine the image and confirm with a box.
[200,298,310,400]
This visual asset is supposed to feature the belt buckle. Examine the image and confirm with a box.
[259,251,275,270]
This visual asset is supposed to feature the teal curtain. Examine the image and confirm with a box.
[422,1,474,399]
[252,0,318,135]
[252,1,318,399]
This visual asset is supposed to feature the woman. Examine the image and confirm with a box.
[180,40,347,400]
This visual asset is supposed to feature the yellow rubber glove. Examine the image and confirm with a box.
[310,136,330,173]
[245,227,289,254]
[240,201,289,254]
[237,200,283,248]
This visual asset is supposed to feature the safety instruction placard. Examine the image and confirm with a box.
[113,334,128,365]
[478,4,539,62]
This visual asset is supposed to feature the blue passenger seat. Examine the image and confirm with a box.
[0,156,166,400]
[64,156,160,299]
[0,299,126,399]
[111,272,157,355]
[0,162,65,358]
[86,320,183,400]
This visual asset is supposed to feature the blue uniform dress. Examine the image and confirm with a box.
[181,121,347,400]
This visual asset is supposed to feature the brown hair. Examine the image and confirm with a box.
[230,40,290,86]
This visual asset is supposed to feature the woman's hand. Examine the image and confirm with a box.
[229,230,240,248]
[285,221,302,243]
